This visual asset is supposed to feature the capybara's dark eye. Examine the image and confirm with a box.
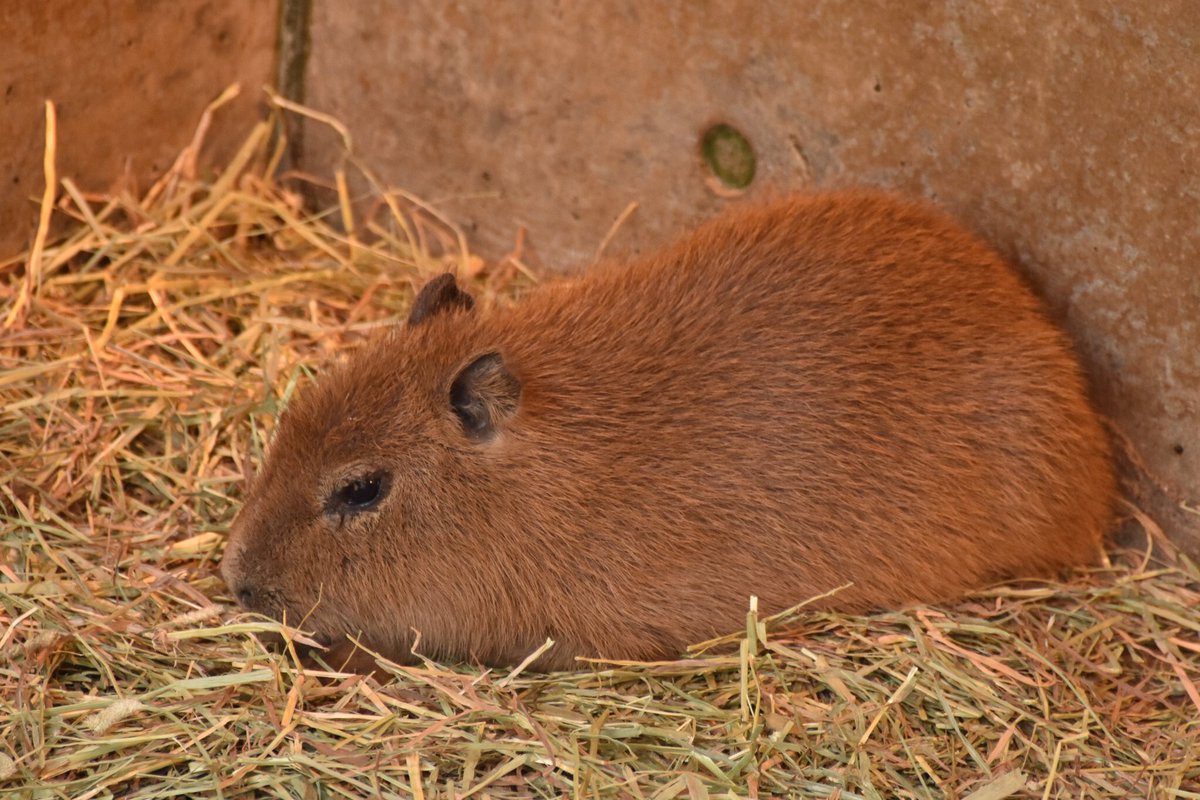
[341,478,379,506]
[326,473,388,515]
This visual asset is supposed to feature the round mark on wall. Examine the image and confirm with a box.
[700,123,756,193]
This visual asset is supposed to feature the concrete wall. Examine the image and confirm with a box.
[0,0,278,257]
[301,1,1199,552]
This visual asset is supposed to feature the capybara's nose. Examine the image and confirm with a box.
[234,585,255,607]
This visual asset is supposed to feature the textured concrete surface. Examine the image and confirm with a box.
[0,0,278,257]
[303,1,1199,552]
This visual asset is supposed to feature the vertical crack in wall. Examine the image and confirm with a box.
[276,0,312,172]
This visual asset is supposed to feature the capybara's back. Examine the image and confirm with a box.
[222,191,1115,670]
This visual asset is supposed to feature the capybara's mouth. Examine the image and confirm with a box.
[260,630,363,669]
[243,629,383,675]
[301,633,390,674]
[240,618,329,657]
[285,630,332,653]
[229,591,378,671]
[292,634,331,664]
[245,628,305,653]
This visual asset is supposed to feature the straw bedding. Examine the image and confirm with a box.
[1,99,1198,799]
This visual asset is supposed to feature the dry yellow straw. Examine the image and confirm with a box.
[4,100,57,329]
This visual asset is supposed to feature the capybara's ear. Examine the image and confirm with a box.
[449,352,520,441]
[408,273,476,326]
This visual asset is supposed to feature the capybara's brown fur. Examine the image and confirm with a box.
[221,191,1115,671]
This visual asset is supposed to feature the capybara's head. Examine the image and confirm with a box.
[220,274,521,665]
